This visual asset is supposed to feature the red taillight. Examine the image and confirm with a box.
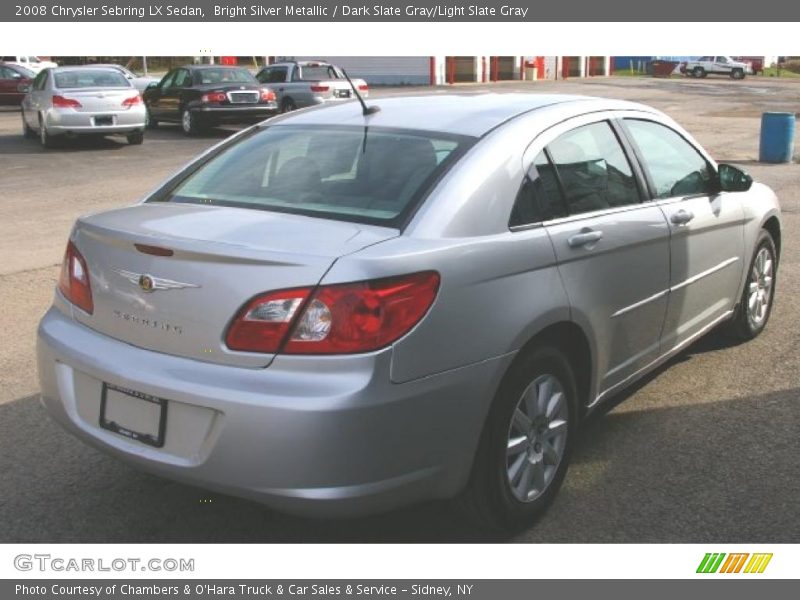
[201,92,227,103]
[121,95,142,107]
[52,95,81,108]
[260,88,276,102]
[58,241,93,314]
[226,288,311,354]
[310,85,329,93]
[225,272,440,355]
[358,84,369,92]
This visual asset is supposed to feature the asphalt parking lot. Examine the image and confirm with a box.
[1,76,798,543]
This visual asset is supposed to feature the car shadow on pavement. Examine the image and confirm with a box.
[2,344,798,544]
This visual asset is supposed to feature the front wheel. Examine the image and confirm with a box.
[145,107,158,129]
[460,345,578,532]
[725,230,777,341]
[731,68,745,80]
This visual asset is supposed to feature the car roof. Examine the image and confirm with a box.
[273,93,652,137]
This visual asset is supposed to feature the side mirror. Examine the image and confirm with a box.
[146,82,158,90]
[718,163,753,192]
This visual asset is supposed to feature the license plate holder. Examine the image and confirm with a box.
[335,89,351,98]
[94,115,114,126]
[99,383,168,448]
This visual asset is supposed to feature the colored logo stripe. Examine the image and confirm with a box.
[697,553,773,574]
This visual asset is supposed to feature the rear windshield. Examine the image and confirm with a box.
[155,125,473,227]
[194,68,255,85]
[54,69,130,89]
[298,65,341,80]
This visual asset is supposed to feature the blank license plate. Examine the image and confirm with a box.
[99,383,168,448]
[94,116,114,126]
[334,89,351,98]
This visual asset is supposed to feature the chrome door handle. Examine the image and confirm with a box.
[567,229,603,248]
[670,209,695,225]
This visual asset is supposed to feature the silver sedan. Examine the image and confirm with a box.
[22,66,147,147]
[37,94,781,530]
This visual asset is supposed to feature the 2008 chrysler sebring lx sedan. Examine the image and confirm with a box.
[38,94,781,530]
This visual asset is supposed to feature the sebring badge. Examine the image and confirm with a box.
[114,269,200,293]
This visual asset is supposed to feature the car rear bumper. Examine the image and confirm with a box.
[45,107,146,136]
[37,306,510,517]
[193,104,279,123]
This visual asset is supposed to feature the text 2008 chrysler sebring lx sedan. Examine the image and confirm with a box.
[38,94,781,530]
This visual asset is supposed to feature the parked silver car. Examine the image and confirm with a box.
[255,60,369,112]
[22,66,147,147]
[37,94,781,529]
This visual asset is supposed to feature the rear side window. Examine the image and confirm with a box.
[510,151,566,227]
[547,121,640,215]
[157,125,473,228]
[623,119,715,198]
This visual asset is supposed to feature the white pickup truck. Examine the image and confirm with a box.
[684,56,751,80]
[255,60,369,113]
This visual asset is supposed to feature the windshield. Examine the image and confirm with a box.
[54,69,131,89]
[154,125,473,227]
[194,68,255,85]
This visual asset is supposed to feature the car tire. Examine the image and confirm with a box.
[127,131,144,145]
[725,229,777,341]
[281,98,297,113]
[692,67,705,78]
[22,111,35,139]
[181,109,200,136]
[39,115,56,149]
[145,108,158,129]
[460,345,578,533]
[731,68,745,80]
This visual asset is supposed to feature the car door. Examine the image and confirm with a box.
[148,69,177,120]
[0,66,15,103]
[620,117,745,354]
[713,56,732,75]
[22,69,48,128]
[536,116,671,397]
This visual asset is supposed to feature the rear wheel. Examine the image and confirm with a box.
[39,115,55,149]
[692,67,705,78]
[127,131,144,145]
[281,98,297,113]
[181,109,200,135]
[725,230,777,341]
[21,111,35,138]
[460,345,578,532]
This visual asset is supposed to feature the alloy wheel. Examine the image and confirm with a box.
[747,247,773,326]
[505,373,568,502]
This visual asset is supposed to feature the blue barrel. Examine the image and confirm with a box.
[759,112,796,163]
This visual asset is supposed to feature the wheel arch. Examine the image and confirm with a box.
[762,215,781,261]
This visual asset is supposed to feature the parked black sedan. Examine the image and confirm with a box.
[143,65,279,135]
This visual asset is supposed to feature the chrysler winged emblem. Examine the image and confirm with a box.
[114,269,200,293]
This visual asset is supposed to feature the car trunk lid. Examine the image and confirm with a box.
[58,87,138,113]
[70,203,397,368]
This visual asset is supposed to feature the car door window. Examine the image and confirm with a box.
[623,119,716,199]
[0,67,11,79]
[159,71,176,89]
[510,151,567,227]
[262,66,287,83]
[546,121,640,216]
[173,69,191,87]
